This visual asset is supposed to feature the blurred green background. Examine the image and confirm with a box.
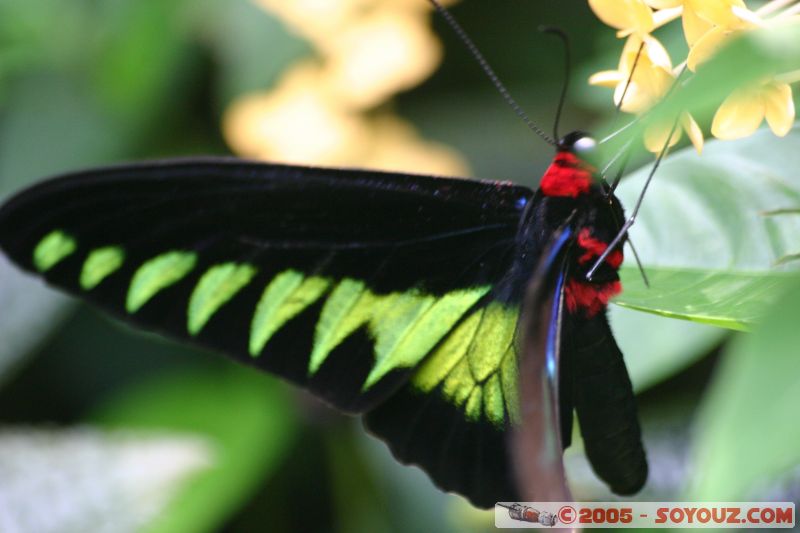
[1,1,800,532]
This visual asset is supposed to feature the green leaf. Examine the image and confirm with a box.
[687,275,800,499]
[610,304,725,391]
[612,127,800,329]
[92,365,298,533]
[91,0,189,127]
[616,267,796,331]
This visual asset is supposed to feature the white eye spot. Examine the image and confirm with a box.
[574,137,597,152]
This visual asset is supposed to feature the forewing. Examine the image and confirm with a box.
[0,159,531,412]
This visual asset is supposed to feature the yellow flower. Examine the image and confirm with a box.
[224,0,469,176]
[321,9,443,109]
[591,34,704,153]
[589,35,674,113]
[589,0,798,149]
[224,62,369,166]
[711,81,796,139]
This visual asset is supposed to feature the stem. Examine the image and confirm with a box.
[653,6,683,30]
[757,0,797,16]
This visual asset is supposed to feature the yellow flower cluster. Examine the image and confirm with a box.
[588,0,799,152]
[224,0,468,176]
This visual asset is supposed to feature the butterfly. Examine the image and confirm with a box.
[0,0,654,507]
[0,128,647,508]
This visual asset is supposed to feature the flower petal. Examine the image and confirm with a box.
[639,64,674,100]
[652,5,684,29]
[711,87,766,139]
[764,83,795,137]
[689,0,746,28]
[644,119,682,153]
[619,34,672,71]
[589,70,625,87]
[642,34,673,69]
[687,26,729,71]
[589,0,654,34]
[614,80,650,113]
[681,112,704,153]
[682,5,714,46]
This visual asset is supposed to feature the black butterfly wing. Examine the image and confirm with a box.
[0,159,532,413]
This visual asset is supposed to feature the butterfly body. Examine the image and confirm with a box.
[0,133,646,508]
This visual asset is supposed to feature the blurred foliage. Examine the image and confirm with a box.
[689,275,800,500]
[0,426,213,532]
[0,1,798,532]
[93,367,297,533]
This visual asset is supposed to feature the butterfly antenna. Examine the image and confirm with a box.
[539,26,571,142]
[586,116,679,281]
[428,0,556,145]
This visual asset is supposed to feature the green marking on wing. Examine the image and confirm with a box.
[308,278,491,385]
[483,374,505,426]
[444,357,476,407]
[310,279,371,374]
[188,262,258,335]
[411,301,520,427]
[126,251,198,313]
[364,292,436,387]
[413,311,482,392]
[364,287,489,389]
[465,387,483,421]
[80,246,125,290]
[499,343,521,424]
[468,303,517,382]
[33,230,77,272]
[249,270,330,356]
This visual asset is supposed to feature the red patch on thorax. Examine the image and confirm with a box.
[565,279,621,317]
[540,152,594,198]
[576,228,623,269]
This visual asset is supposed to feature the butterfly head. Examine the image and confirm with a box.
[557,131,596,154]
